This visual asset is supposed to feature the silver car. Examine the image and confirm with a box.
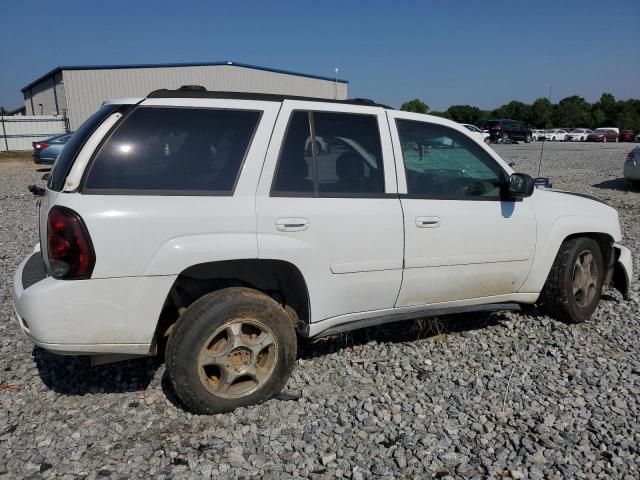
[623,147,640,185]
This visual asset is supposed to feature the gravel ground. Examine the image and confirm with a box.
[1,143,639,479]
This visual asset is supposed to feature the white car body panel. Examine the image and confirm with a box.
[388,111,536,306]
[255,100,404,322]
[11,96,632,355]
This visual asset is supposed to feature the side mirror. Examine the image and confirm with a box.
[506,173,534,199]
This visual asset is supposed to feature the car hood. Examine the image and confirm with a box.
[531,188,621,241]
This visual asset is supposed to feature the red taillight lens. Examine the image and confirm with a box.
[47,206,95,279]
[35,143,49,150]
[495,125,502,130]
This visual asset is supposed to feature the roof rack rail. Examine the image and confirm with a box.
[146,88,393,109]
[178,85,207,91]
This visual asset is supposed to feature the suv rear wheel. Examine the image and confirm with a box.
[541,237,604,323]
[166,287,297,414]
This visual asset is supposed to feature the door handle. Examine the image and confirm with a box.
[415,216,441,228]
[276,218,309,232]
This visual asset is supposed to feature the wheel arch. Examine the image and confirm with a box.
[520,224,619,295]
[153,258,311,348]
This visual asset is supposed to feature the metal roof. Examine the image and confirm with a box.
[21,61,349,92]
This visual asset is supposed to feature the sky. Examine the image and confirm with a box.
[1,0,638,111]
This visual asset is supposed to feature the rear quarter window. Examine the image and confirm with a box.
[83,107,261,194]
[48,104,124,191]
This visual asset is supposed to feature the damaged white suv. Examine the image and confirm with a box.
[13,87,632,413]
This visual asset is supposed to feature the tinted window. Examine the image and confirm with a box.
[272,111,384,196]
[396,120,503,199]
[48,104,122,191]
[84,107,260,193]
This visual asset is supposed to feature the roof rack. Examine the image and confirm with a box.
[147,86,392,109]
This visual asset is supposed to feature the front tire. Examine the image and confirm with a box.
[166,287,297,414]
[540,237,604,324]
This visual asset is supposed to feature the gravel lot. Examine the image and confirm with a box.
[1,143,639,479]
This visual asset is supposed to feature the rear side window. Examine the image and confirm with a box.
[84,107,261,194]
[48,104,123,191]
[271,110,384,196]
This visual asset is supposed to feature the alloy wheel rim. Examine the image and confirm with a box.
[197,318,278,399]
[572,250,598,308]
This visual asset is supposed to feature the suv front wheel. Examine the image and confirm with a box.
[166,287,297,414]
[541,237,604,323]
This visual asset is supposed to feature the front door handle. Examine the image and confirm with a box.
[415,216,441,228]
[276,217,309,232]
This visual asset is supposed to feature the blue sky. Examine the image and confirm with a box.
[1,0,638,111]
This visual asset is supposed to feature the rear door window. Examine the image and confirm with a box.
[83,107,261,194]
[271,110,385,196]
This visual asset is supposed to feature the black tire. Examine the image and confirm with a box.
[166,287,297,414]
[525,134,532,143]
[540,237,604,324]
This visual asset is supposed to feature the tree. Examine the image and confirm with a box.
[531,98,553,128]
[554,96,591,127]
[446,105,482,124]
[400,98,429,114]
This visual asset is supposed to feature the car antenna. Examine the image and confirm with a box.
[535,84,553,188]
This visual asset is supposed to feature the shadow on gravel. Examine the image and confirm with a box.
[593,178,638,192]
[298,312,509,360]
[33,347,160,394]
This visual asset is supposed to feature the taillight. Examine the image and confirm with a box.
[47,206,95,279]
[34,143,49,150]
[628,151,636,161]
[495,125,502,130]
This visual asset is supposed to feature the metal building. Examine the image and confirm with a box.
[21,61,349,130]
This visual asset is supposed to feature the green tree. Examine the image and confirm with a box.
[592,93,617,126]
[491,101,532,124]
[445,105,482,124]
[400,98,429,114]
[531,98,553,128]
[554,96,592,127]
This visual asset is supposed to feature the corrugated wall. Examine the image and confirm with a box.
[63,65,348,129]
[23,73,66,117]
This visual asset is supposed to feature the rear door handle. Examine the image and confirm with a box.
[415,216,441,228]
[276,217,309,232]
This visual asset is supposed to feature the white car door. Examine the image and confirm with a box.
[256,101,404,323]
[388,111,537,307]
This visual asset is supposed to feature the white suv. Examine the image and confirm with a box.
[13,87,632,414]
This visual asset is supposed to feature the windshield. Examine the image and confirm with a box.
[48,104,125,191]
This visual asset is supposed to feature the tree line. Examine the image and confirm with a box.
[400,94,640,130]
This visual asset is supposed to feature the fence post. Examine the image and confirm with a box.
[0,111,8,152]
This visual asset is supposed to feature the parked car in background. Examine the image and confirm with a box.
[32,133,73,164]
[544,129,568,141]
[623,147,640,186]
[566,128,592,141]
[461,124,491,144]
[619,130,636,142]
[587,129,619,143]
[484,119,532,143]
[531,129,545,141]
[636,133,640,142]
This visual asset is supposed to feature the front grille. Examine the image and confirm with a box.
[22,252,47,290]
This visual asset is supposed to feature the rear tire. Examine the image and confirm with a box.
[166,287,297,414]
[540,237,604,324]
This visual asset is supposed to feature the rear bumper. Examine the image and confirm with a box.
[12,247,175,355]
